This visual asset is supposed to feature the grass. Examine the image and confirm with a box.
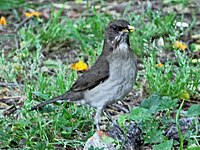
[145,50,200,98]
[0,1,200,149]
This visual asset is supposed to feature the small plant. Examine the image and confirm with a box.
[0,1,199,149]
[144,51,200,99]
[126,94,199,149]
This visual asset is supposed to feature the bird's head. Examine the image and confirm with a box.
[105,20,135,48]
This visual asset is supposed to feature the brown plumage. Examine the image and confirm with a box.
[31,20,137,130]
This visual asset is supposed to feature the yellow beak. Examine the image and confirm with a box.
[127,25,135,32]
[122,25,135,33]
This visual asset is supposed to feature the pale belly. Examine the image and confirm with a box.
[82,54,136,109]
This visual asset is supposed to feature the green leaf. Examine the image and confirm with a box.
[187,147,200,150]
[32,91,49,100]
[143,119,164,144]
[102,135,115,144]
[187,104,200,117]
[129,107,152,121]
[158,96,178,111]
[140,94,161,113]
[141,94,178,113]
[88,146,104,150]
[43,59,60,65]
[153,140,173,150]
[117,115,127,127]
[187,144,200,150]
[0,0,24,10]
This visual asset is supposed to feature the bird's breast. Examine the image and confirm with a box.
[83,45,137,109]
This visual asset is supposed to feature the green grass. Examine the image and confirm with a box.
[0,1,199,149]
[145,51,200,98]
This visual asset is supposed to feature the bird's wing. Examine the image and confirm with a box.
[71,56,109,92]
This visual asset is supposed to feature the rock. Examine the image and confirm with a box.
[84,121,143,150]
[84,130,116,150]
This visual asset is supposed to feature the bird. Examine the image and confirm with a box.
[31,19,137,130]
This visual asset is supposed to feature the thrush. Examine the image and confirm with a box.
[31,19,137,130]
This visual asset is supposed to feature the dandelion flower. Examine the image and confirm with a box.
[25,12,41,18]
[155,63,163,68]
[174,41,187,51]
[71,60,88,71]
[0,16,7,26]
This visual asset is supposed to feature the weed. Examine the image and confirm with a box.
[144,51,200,98]
[0,1,199,149]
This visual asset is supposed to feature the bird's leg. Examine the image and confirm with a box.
[104,109,124,133]
[113,103,130,113]
[95,108,103,131]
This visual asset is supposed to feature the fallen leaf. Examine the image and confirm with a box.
[0,102,9,109]
[191,58,200,64]
[52,3,71,9]
[176,22,189,28]
[0,87,9,97]
[157,37,165,47]
[191,34,200,39]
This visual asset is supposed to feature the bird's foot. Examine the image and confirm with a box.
[104,109,124,133]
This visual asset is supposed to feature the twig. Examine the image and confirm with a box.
[14,17,32,32]
[112,103,129,113]
[0,31,17,35]
[0,82,24,88]
[0,17,31,36]
[13,17,32,49]
[0,96,21,103]
[14,34,19,50]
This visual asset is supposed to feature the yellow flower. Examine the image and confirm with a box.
[71,60,88,71]
[25,12,33,18]
[31,12,41,17]
[155,63,163,68]
[0,16,7,26]
[25,12,41,18]
[174,41,187,51]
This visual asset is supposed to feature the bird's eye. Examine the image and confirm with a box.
[111,25,118,30]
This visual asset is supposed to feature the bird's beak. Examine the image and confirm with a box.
[122,25,135,33]
[128,25,135,32]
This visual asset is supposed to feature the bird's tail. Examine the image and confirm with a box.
[31,93,70,111]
